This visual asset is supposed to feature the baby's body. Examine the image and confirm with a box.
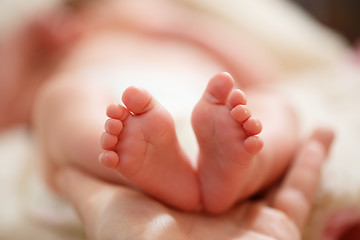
[3,0,297,213]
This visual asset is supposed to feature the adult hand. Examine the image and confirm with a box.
[55,128,334,240]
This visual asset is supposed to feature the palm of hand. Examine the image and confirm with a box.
[85,184,299,240]
[60,129,332,240]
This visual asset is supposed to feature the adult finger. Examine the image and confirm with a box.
[271,127,334,231]
[308,126,335,154]
[54,167,118,228]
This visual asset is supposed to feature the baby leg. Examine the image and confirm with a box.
[192,72,297,214]
[100,86,200,211]
[33,79,123,189]
[34,79,200,211]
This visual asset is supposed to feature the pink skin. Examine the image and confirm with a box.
[0,8,82,130]
[192,73,264,214]
[53,127,335,240]
[8,4,357,240]
[98,72,297,213]
[4,6,347,237]
[26,1,294,214]
[321,209,360,240]
[21,2,282,213]
[99,86,200,211]
[0,0,276,132]
[99,72,271,213]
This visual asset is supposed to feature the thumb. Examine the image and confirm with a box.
[54,167,110,227]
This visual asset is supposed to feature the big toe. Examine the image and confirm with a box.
[122,86,155,115]
[203,72,235,104]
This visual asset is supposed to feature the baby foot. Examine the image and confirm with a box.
[192,72,263,214]
[99,86,200,211]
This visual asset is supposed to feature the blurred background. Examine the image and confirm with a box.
[0,0,360,44]
[292,0,360,44]
[0,0,359,240]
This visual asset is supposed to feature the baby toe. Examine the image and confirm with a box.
[204,72,234,104]
[231,105,251,123]
[228,89,247,108]
[243,118,262,136]
[99,150,119,169]
[106,103,129,120]
[122,86,154,115]
[100,132,118,150]
[244,136,264,154]
[105,118,123,135]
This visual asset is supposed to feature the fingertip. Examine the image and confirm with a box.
[271,132,330,231]
[299,139,326,168]
[310,126,335,155]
